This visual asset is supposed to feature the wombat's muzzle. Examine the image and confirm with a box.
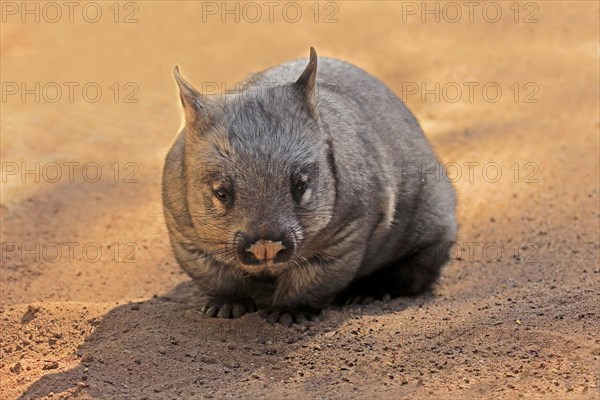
[235,228,296,267]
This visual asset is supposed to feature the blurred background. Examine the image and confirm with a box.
[1,1,599,399]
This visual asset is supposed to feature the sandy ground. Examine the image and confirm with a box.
[1,1,599,399]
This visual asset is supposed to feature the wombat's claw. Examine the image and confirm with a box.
[344,292,392,306]
[260,309,320,327]
[343,294,373,306]
[201,299,257,319]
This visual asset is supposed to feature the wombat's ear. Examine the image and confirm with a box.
[173,66,206,126]
[294,47,318,116]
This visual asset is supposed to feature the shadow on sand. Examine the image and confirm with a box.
[18,280,431,399]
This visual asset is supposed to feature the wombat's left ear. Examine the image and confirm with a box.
[173,66,206,126]
[294,47,318,116]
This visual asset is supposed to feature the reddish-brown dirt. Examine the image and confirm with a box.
[1,2,598,399]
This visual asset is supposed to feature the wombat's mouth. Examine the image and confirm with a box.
[237,260,289,277]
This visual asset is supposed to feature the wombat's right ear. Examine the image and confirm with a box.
[173,66,205,126]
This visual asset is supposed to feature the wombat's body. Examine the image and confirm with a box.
[163,49,456,325]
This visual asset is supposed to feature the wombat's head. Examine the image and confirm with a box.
[173,48,335,276]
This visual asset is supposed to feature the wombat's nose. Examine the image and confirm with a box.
[245,240,285,262]
[236,229,295,266]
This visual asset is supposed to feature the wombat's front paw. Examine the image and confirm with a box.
[260,308,320,327]
[201,298,257,319]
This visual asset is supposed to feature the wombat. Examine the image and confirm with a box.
[163,48,457,326]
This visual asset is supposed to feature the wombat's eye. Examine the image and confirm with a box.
[213,188,229,202]
[292,181,308,201]
[296,182,307,194]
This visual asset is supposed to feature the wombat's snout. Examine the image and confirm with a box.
[236,228,295,266]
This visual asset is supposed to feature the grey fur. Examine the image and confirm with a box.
[163,48,457,325]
